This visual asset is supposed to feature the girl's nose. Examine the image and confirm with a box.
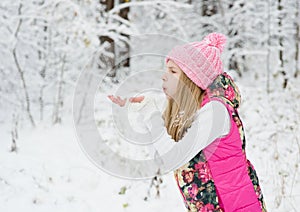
[161,72,167,81]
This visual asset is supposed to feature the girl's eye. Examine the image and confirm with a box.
[171,70,176,73]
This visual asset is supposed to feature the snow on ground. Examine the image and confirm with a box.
[1,71,299,212]
[0,116,186,212]
[1,39,300,212]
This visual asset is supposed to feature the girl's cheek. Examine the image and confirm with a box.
[170,85,178,96]
[173,80,179,91]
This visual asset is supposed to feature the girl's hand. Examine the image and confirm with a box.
[107,95,127,107]
[129,96,145,103]
[107,95,145,107]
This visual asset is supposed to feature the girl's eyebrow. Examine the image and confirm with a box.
[167,66,176,70]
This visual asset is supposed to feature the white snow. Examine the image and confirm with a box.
[1,0,300,211]
[1,72,300,211]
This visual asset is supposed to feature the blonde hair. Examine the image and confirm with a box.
[162,70,206,142]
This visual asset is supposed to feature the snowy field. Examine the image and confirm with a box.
[1,1,300,211]
[1,68,300,212]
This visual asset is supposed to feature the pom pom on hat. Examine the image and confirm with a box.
[203,32,227,53]
[165,32,227,90]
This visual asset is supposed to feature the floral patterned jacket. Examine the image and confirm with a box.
[173,72,267,212]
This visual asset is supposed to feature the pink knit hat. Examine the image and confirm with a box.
[165,32,227,90]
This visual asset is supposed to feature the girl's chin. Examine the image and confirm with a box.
[165,94,172,100]
[163,91,173,100]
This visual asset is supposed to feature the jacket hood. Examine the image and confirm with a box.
[203,72,241,109]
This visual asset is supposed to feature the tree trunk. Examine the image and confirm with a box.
[39,23,48,121]
[13,3,36,127]
[267,0,271,93]
[99,0,116,78]
[295,0,300,78]
[202,0,217,16]
[52,54,66,124]
[118,0,130,68]
[277,0,288,88]
[227,2,244,77]
[10,112,19,153]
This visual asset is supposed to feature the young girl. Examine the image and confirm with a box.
[108,33,267,212]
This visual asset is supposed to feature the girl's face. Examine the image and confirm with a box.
[161,60,182,100]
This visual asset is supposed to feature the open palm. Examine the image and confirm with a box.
[107,95,145,107]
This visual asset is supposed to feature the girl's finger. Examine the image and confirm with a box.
[116,96,122,103]
[120,98,127,107]
[108,95,116,101]
[108,95,127,107]
[108,96,114,102]
[108,95,119,105]
[115,96,125,106]
[129,96,145,103]
[112,99,118,104]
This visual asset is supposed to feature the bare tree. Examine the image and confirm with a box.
[12,2,36,127]
[295,0,300,78]
[52,53,66,124]
[10,112,19,153]
[277,0,287,88]
[99,0,116,80]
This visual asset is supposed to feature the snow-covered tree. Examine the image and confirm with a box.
[0,0,135,126]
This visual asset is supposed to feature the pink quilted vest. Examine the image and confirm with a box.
[173,72,267,211]
[202,97,261,211]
